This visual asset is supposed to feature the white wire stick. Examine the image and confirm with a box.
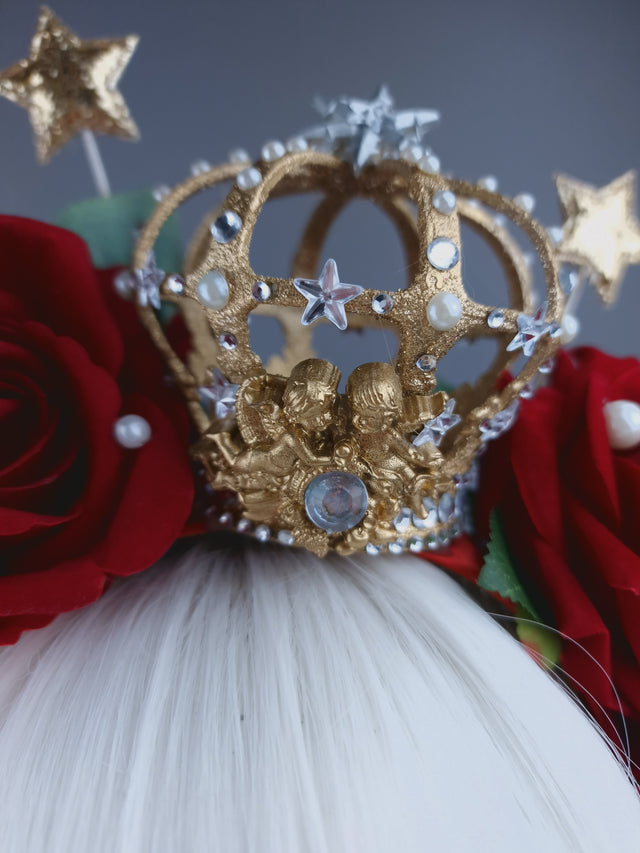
[81,130,111,198]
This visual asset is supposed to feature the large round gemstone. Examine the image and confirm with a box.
[304,472,368,533]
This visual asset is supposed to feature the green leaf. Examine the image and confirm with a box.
[478,511,539,618]
[515,613,562,670]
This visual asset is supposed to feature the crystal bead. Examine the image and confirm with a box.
[520,382,535,399]
[408,536,424,553]
[219,332,238,351]
[113,414,151,449]
[251,280,271,302]
[304,471,368,533]
[414,497,437,529]
[152,184,170,202]
[372,293,393,314]
[261,140,286,161]
[478,175,498,192]
[190,159,210,176]
[237,518,252,534]
[427,237,460,271]
[211,211,242,244]
[538,358,555,375]
[487,309,505,328]
[426,533,439,550]
[286,136,309,152]
[420,153,440,173]
[365,543,381,556]
[393,507,412,533]
[113,270,135,300]
[197,270,229,309]
[388,540,405,555]
[416,353,437,372]
[432,190,456,215]
[255,524,271,543]
[402,144,424,163]
[514,193,536,213]
[426,292,462,331]
[438,492,455,523]
[166,274,185,295]
[237,167,262,190]
[219,512,233,526]
[277,530,295,546]
[228,147,251,164]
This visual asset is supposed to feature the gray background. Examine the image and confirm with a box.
[1,0,639,380]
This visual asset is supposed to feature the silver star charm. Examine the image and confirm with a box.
[294,258,363,331]
[303,85,439,172]
[413,399,461,448]
[506,302,552,357]
[199,368,239,420]
[134,251,164,310]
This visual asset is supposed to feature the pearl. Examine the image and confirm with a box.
[190,159,210,176]
[113,414,151,449]
[604,400,640,450]
[559,313,580,344]
[197,270,229,309]
[432,190,456,215]
[426,292,463,331]
[152,185,171,202]
[113,270,135,300]
[228,147,251,164]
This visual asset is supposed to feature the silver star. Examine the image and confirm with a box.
[199,368,239,420]
[302,85,439,172]
[506,302,552,357]
[134,251,164,310]
[294,258,363,331]
[413,399,461,447]
[479,400,520,442]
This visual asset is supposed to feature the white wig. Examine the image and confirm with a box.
[0,541,638,852]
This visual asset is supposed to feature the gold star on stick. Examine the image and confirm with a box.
[0,6,139,163]
[554,171,640,305]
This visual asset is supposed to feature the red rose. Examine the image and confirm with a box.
[477,347,640,761]
[0,216,194,643]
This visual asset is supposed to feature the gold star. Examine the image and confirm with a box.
[0,6,139,163]
[554,171,640,304]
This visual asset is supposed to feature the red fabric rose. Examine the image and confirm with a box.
[477,347,640,765]
[0,216,194,644]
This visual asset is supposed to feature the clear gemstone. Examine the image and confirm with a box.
[190,159,210,176]
[478,175,498,192]
[219,332,238,351]
[286,136,309,152]
[113,414,151,449]
[487,309,505,328]
[432,190,456,215]
[237,518,252,534]
[277,530,295,546]
[228,147,251,164]
[255,524,271,543]
[480,400,520,441]
[414,497,437,529]
[113,270,135,299]
[210,211,242,243]
[416,353,437,372]
[438,492,455,522]
[219,512,233,526]
[426,533,439,550]
[237,167,262,190]
[199,368,239,419]
[197,270,229,309]
[559,264,580,295]
[519,382,535,399]
[426,292,462,331]
[365,543,381,556]
[152,184,170,202]
[427,237,460,271]
[420,153,440,173]
[402,144,424,162]
[538,358,555,375]
[388,540,405,555]
[514,193,535,213]
[408,536,424,553]
[261,140,286,161]
[393,507,413,533]
[251,280,272,302]
[372,293,393,314]
[304,471,368,533]
[166,274,185,295]
[547,225,564,246]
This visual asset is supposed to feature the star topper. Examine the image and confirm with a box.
[293,258,363,331]
[302,85,440,172]
[554,171,640,305]
[0,6,139,163]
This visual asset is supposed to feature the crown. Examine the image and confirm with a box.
[131,89,565,557]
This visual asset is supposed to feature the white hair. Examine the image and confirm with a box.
[0,542,638,852]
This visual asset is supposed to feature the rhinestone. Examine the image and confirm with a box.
[538,358,555,375]
[219,512,233,527]
[286,136,309,153]
[197,270,229,309]
[277,530,295,546]
[211,211,242,244]
[237,518,252,534]
[219,332,238,351]
[261,140,286,161]
[408,536,424,553]
[152,184,170,202]
[432,190,456,215]
[416,353,437,372]
[402,144,424,163]
[427,292,462,331]
[427,237,460,271]
[113,270,135,299]
[166,274,185,295]
[365,543,381,556]
[487,309,505,329]
[393,507,412,533]
[255,524,271,543]
[560,313,580,344]
[388,540,405,555]
[438,493,455,523]
[420,153,440,173]
[519,382,535,399]
[190,159,210,176]
[514,193,536,214]
[372,293,394,314]
[236,167,262,191]
[425,533,439,550]
[251,280,272,302]
[113,414,151,449]
[414,497,437,529]
[559,264,580,295]
[228,147,251,164]
[304,471,368,533]
[478,175,498,192]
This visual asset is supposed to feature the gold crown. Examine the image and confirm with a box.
[132,97,565,557]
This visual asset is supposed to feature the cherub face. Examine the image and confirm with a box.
[283,379,335,431]
[350,405,388,434]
